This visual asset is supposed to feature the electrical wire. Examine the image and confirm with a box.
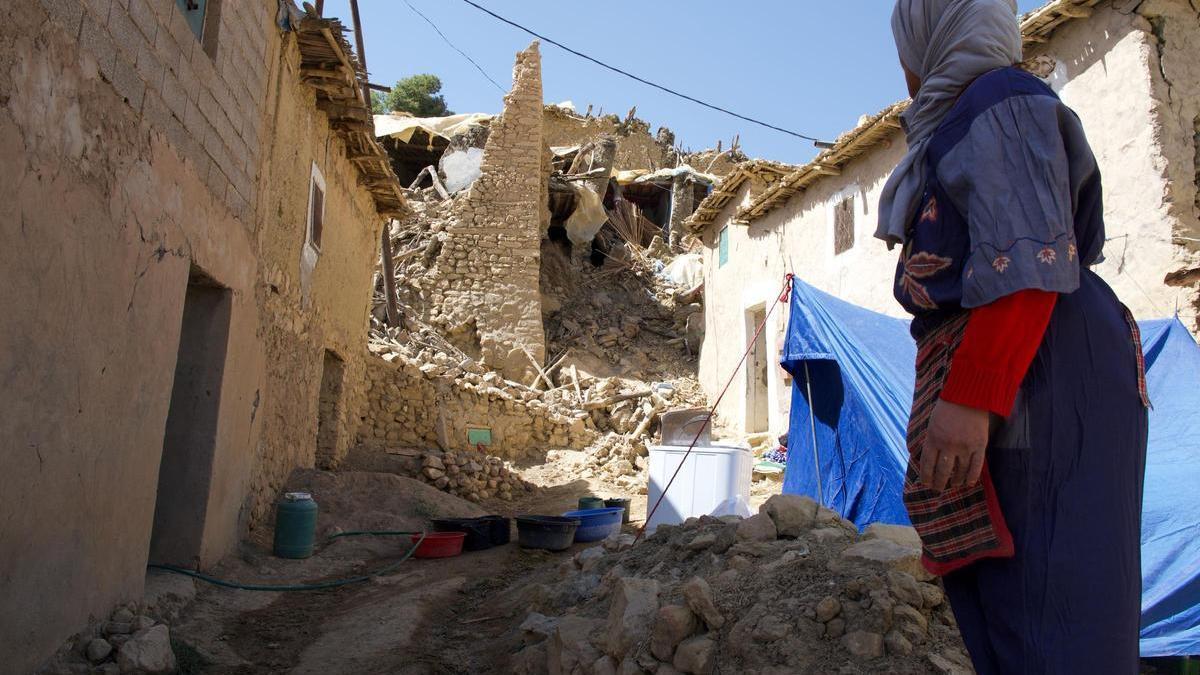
[459,0,824,143]
[403,0,507,94]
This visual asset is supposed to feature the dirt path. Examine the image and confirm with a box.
[167,459,647,675]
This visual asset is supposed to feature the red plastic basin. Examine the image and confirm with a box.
[411,532,465,558]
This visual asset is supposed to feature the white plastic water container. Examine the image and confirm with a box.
[645,443,753,533]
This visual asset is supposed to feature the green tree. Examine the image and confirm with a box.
[372,74,453,117]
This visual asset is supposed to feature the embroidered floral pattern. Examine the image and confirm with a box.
[900,274,938,310]
[905,252,953,279]
[1067,243,1077,261]
[899,250,952,310]
[992,256,1011,273]
[920,195,939,224]
[1037,247,1057,264]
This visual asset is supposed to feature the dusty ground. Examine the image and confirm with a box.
[165,451,773,674]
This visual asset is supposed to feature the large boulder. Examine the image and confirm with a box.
[759,494,819,537]
[650,605,699,661]
[862,523,922,549]
[115,625,176,674]
[840,538,932,581]
[605,577,660,658]
[681,577,724,630]
[734,513,777,542]
[548,617,604,675]
[672,636,714,675]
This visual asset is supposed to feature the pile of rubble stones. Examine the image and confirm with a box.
[416,447,536,503]
[506,494,973,675]
[39,606,177,675]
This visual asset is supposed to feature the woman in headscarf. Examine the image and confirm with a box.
[879,0,1149,672]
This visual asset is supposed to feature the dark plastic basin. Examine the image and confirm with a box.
[516,515,581,551]
[578,496,606,510]
[604,498,632,524]
[432,516,513,551]
[561,507,625,543]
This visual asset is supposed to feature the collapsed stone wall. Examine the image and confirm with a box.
[410,42,548,383]
[543,105,677,171]
[358,349,594,458]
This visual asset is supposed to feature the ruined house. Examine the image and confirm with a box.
[689,0,1200,435]
[0,1,405,670]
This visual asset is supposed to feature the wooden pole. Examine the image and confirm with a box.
[348,0,371,106]
[379,221,401,327]
[314,0,324,16]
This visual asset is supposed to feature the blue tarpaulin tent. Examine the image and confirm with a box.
[779,278,1200,656]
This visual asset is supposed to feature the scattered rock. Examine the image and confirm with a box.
[549,617,604,675]
[886,630,914,655]
[887,570,924,608]
[132,616,156,632]
[110,608,134,624]
[841,630,885,659]
[84,638,112,664]
[759,494,819,537]
[577,547,605,573]
[893,603,930,642]
[651,605,699,661]
[681,577,725,630]
[735,513,777,542]
[755,614,791,642]
[826,617,847,639]
[919,582,945,609]
[928,652,974,675]
[686,533,716,551]
[520,612,560,645]
[815,596,841,623]
[605,577,660,658]
[840,538,931,580]
[863,523,922,549]
[672,636,714,675]
[115,625,176,674]
[604,533,637,552]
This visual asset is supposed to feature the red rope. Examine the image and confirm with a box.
[636,273,794,541]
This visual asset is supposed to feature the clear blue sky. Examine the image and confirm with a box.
[325,0,1045,165]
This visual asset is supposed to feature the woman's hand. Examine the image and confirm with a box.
[921,399,990,493]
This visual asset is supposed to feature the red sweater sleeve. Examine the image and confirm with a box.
[940,290,1057,417]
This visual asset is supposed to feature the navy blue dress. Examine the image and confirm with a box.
[894,67,1149,673]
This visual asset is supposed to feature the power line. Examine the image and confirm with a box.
[402,0,507,94]
[459,0,824,144]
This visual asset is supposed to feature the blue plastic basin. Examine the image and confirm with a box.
[561,507,625,542]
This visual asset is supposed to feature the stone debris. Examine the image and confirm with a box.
[40,606,173,675]
[414,447,535,502]
[505,507,971,674]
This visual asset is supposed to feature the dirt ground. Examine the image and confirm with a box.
[164,455,782,674]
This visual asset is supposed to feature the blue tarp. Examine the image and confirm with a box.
[779,278,1200,656]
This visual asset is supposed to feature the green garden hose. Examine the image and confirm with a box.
[146,531,425,592]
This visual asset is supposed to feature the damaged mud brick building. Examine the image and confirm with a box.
[689,0,1200,436]
[359,43,721,465]
[0,1,405,670]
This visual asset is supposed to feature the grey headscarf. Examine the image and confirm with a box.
[875,0,1022,245]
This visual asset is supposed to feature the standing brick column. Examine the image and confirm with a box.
[436,42,547,382]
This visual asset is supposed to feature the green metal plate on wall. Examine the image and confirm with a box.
[467,427,492,447]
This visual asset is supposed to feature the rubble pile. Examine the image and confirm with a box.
[39,606,178,675]
[506,495,972,675]
[415,447,536,502]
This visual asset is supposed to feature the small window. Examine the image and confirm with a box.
[833,194,855,255]
[307,163,326,253]
[718,227,730,267]
[175,0,221,58]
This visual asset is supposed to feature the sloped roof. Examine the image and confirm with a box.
[294,10,407,219]
[710,0,1101,228]
[685,160,796,230]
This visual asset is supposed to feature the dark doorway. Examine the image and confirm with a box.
[316,350,345,466]
[149,267,232,567]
